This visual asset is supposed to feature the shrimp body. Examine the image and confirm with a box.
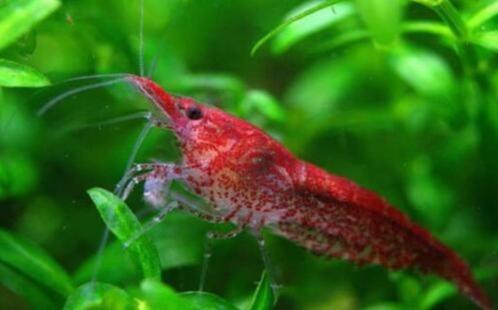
[128,75,492,310]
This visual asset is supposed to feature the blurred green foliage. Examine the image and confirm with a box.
[1,0,498,309]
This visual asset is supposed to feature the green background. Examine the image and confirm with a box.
[1,0,498,309]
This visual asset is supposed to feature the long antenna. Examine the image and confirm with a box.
[115,114,154,195]
[139,0,145,76]
[37,78,125,116]
[147,53,159,79]
[91,228,109,282]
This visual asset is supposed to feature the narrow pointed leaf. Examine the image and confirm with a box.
[401,21,453,39]
[0,59,50,87]
[248,271,274,310]
[251,0,342,56]
[0,228,74,296]
[0,0,60,51]
[412,0,444,6]
[0,262,59,309]
[87,187,161,280]
[467,1,498,29]
[272,2,354,54]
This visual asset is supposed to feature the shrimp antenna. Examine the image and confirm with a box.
[37,77,126,116]
[55,73,128,84]
[85,111,151,129]
[91,228,109,282]
[139,0,145,76]
[115,114,155,195]
[147,53,159,79]
[61,111,151,134]
[123,115,154,178]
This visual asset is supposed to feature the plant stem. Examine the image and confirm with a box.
[432,0,468,40]
[415,1,483,83]
[414,0,489,124]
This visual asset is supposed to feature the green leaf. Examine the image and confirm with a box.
[0,228,74,297]
[467,1,498,29]
[87,187,161,280]
[0,262,59,309]
[248,271,274,310]
[412,0,467,39]
[140,279,192,310]
[419,281,456,310]
[180,292,238,310]
[355,0,406,46]
[0,59,50,87]
[271,2,354,54]
[239,90,286,122]
[251,0,342,56]
[389,45,455,100]
[411,0,444,7]
[472,31,498,52]
[73,212,206,285]
[0,0,61,51]
[402,21,453,39]
[63,282,135,310]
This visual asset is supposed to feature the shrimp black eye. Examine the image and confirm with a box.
[186,106,203,120]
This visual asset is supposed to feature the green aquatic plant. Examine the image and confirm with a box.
[1,0,498,309]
